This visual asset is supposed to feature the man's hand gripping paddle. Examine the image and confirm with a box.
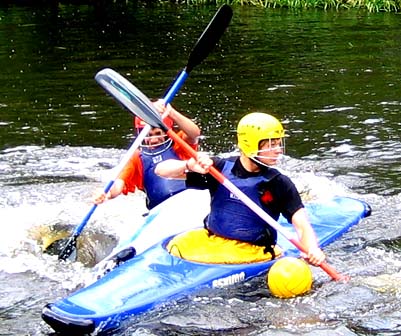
[96,69,350,282]
[44,129,151,261]
[45,5,233,263]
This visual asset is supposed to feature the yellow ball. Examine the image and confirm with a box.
[267,257,313,299]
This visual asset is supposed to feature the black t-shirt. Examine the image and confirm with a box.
[186,156,303,223]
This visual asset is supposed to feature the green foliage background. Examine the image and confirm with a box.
[150,0,400,12]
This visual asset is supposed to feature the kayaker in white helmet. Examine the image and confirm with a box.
[93,99,200,210]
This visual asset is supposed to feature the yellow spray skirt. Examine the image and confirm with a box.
[167,228,282,264]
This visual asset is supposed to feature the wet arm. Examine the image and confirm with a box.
[168,106,200,144]
[291,208,326,266]
[93,178,125,204]
[155,159,188,179]
[155,155,213,179]
[153,99,200,144]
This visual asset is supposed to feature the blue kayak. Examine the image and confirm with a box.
[42,191,371,335]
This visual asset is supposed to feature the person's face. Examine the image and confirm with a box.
[143,128,168,148]
[257,138,283,165]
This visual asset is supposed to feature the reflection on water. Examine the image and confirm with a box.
[0,3,400,336]
[1,5,401,195]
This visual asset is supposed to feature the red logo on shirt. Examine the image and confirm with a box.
[261,190,273,204]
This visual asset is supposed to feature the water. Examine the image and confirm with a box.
[1,3,400,335]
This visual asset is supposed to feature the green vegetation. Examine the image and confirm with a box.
[157,0,400,12]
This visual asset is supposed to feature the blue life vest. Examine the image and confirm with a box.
[206,160,280,246]
[141,141,186,209]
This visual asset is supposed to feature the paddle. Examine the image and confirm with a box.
[44,128,152,260]
[48,5,233,263]
[72,5,233,266]
[95,69,349,282]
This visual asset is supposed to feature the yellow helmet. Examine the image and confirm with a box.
[237,112,285,158]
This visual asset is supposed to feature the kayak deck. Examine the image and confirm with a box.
[42,195,371,335]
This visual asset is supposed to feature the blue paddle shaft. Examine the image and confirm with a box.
[72,180,114,236]
[163,70,188,104]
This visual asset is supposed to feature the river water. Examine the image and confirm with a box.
[1,3,400,336]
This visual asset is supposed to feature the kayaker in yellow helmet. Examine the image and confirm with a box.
[155,112,326,266]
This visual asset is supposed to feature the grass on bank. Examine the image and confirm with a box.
[158,0,400,12]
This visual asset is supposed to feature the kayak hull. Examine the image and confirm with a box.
[42,194,371,335]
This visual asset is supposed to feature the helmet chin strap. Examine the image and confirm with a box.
[251,154,283,169]
[250,157,270,169]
